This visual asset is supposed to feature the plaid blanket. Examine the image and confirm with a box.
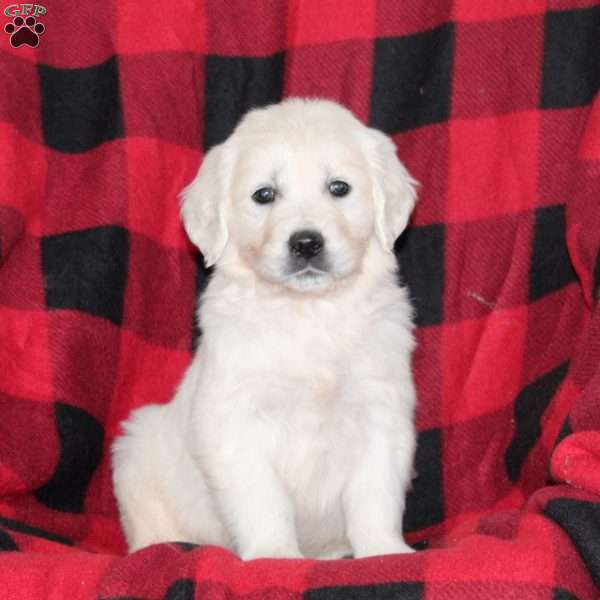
[1,0,599,598]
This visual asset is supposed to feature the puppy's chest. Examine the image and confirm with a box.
[270,374,367,494]
[206,291,391,433]
[218,299,363,373]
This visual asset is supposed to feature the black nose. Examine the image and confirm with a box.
[288,230,324,260]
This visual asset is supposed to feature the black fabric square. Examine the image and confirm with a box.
[395,224,445,327]
[404,428,444,532]
[191,256,214,352]
[39,57,123,153]
[305,582,423,600]
[541,7,600,109]
[0,530,18,551]
[34,402,104,513]
[529,205,577,301]
[553,588,581,600]
[164,579,195,600]
[554,417,573,452]
[545,499,600,589]
[371,24,454,133]
[0,516,72,546]
[505,362,569,482]
[41,226,129,325]
[176,542,200,553]
[203,53,285,149]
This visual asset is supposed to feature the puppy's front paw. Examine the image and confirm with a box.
[354,537,415,558]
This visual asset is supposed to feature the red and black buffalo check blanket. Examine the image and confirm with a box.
[1,1,599,598]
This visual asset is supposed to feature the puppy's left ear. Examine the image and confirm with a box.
[366,129,418,251]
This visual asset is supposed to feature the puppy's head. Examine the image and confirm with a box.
[182,99,417,293]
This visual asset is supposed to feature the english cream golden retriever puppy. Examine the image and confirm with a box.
[112,98,418,560]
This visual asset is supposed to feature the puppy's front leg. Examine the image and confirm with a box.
[206,453,302,560]
[344,428,415,558]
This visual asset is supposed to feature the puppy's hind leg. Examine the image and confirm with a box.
[112,405,186,552]
[116,482,188,552]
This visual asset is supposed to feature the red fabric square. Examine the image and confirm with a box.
[441,307,528,425]
[48,312,122,423]
[288,0,376,46]
[0,206,25,264]
[42,143,127,236]
[116,0,206,54]
[0,394,58,496]
[205,0,289,56]
[448,111,540,223]
[0,227,45,311]
[77,512,126,555]
[539,108,588,205]
[565,160,600,308]
[569,301,600,390]
[119,54,204,149]
[285,41,373,122]
[394,123,449,227]
[109,330,191,439]
[0,308,52,402]
[425,525,555,583]
[84,454,128,554]
[453,0,545,22]
[375,0,451,37]
[0,124,46,237]
[523,285,587,384]
[307,553,424,589]
[444,214,532,322]
[0,57,42,143]
[36,4,116,68]
[125,139,199,249]
[228,554,314,595]
[428,582,548,599]
[578,96,600,160]
[443,408,515,517]
[123,233,197,351]
[452,17,543,119]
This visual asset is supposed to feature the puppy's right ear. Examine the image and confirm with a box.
[180,143,232,267]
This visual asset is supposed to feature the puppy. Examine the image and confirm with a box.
[112,98,418,560]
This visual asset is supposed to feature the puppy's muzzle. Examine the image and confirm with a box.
[288,230,324,260]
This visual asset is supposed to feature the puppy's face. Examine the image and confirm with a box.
[182,99,417,294]
[228,137,375,292]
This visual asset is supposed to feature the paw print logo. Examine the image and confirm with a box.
[4,15,45,48]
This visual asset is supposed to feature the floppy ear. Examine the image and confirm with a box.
[180,143,232,266]
[366,129,418,251]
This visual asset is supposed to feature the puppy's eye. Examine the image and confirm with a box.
[328,180,351,197]
[252,186,276,204]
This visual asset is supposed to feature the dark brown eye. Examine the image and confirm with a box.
[328,180,351,197]
[252,186,276,204]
